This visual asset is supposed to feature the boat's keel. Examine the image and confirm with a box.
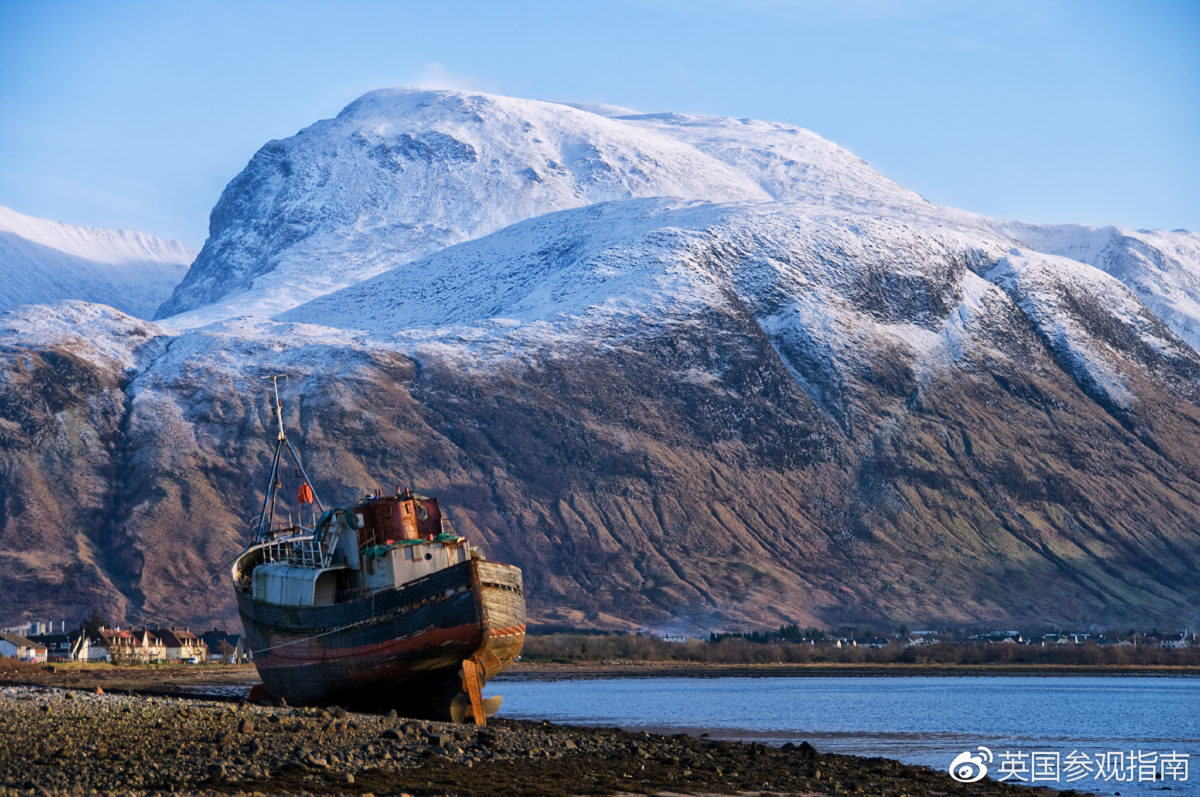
[448,657,502,725]
[462,658,485,726]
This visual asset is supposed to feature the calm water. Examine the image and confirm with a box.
[488,675,1199,795]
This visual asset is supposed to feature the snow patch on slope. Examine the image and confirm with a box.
[0,300,175,372]
[989,220,1200,352]
[279,196,1026,412]
[979,248,1195,411]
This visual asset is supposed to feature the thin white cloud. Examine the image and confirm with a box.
[406,61,488,92]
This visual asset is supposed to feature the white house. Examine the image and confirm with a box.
[154,629,207,662]
[0,632,47,663]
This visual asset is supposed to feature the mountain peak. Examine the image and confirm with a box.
[154,88,915,326]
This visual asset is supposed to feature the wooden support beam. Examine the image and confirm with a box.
[461,657,486,727]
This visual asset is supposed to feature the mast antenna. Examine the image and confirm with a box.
[268,374,287,442]
[254,374,325,541]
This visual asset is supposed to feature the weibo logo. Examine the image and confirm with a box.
[949,746,994,783]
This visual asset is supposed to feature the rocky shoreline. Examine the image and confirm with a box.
[0,681,1083,797]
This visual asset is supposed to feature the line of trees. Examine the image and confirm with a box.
[521,633,1200,666]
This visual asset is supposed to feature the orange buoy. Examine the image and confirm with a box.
[297,482,314,505]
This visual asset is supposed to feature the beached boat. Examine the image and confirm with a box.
[231,378,525,723]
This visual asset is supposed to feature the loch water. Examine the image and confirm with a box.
[489,675,1199,795]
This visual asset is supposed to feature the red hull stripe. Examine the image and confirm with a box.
[487,624,526,639]
[256,622,481,670]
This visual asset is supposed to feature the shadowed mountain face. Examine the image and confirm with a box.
[3,90,1200,632]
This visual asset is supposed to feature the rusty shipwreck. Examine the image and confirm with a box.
[231,378,525,723]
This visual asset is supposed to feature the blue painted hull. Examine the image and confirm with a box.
[236,558,525,717]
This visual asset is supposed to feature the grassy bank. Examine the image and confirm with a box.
[520,632,1200,669]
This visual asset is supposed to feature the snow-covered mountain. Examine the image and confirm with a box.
[0,206,195,319]
[158,89,1200,359]
[283,194,1198,425]
[4,89,1200,632]
[155,89,927,326]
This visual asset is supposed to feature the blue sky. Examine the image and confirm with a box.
[1,0,1197,248]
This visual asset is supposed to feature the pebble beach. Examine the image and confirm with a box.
[0,675,1082,797]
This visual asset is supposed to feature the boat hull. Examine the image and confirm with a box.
[236,558,524,718]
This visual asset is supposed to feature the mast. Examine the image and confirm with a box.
[255,375,325,541]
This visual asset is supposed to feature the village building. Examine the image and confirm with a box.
[0,631,48,663]
[82,632,110,662]
[201,629,248,663]
[153,629,207,662]
[25,632,76,662]
[1,622,256,664]
[91,627,166,663]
